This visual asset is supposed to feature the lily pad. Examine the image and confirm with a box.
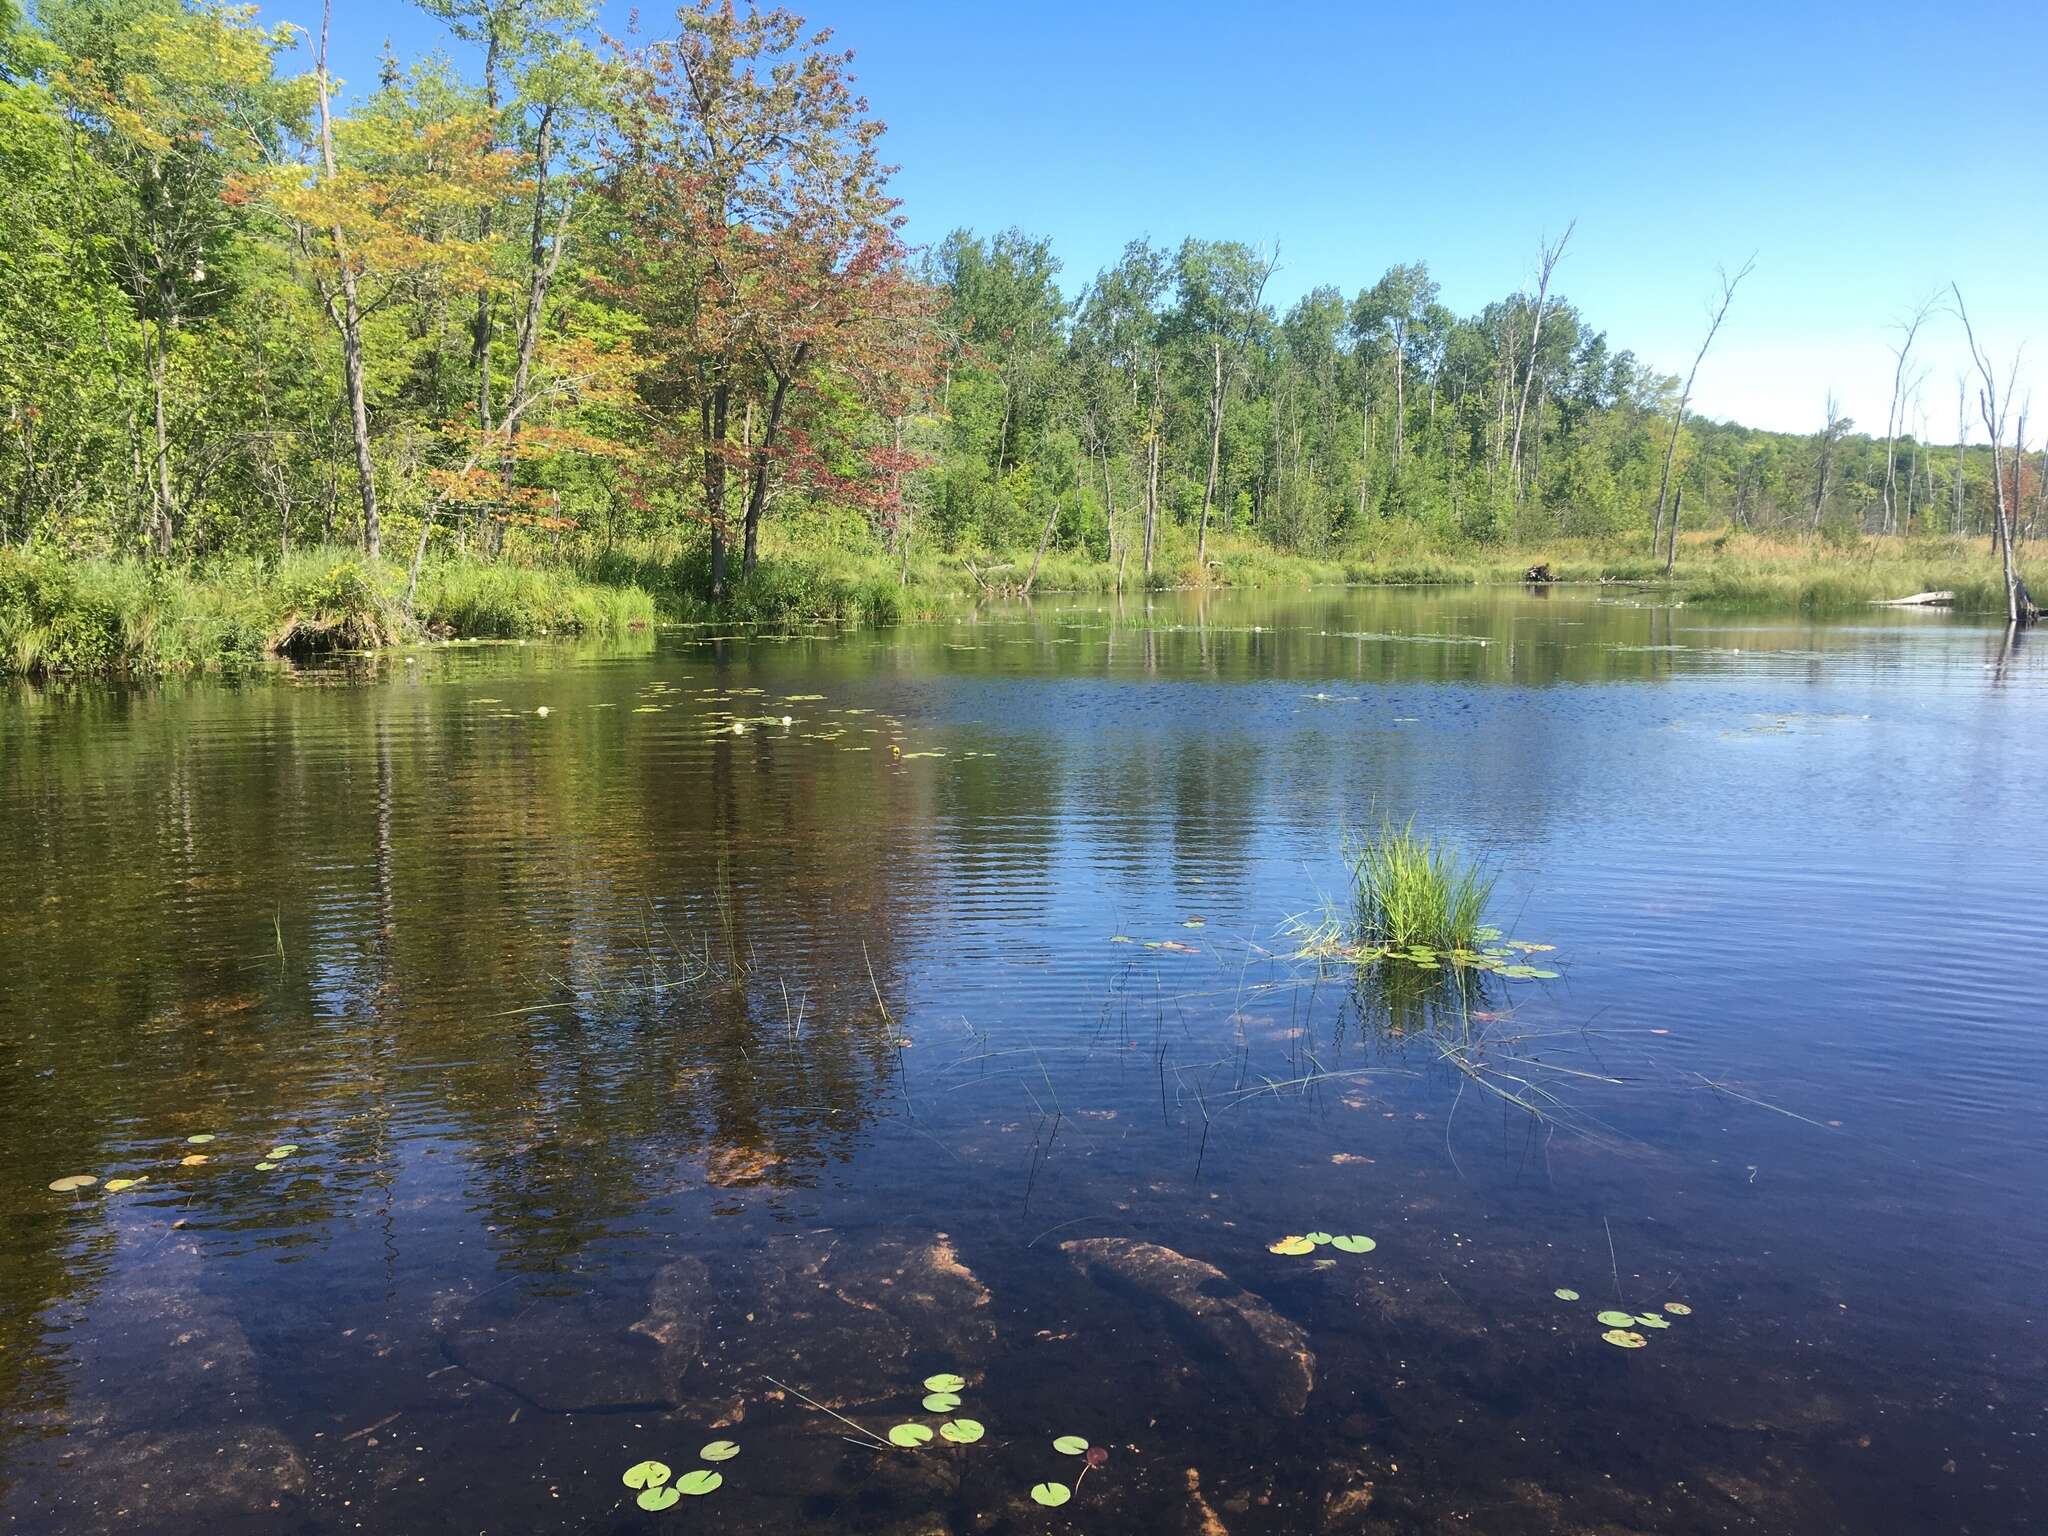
[1267,1235,1315,1255]
[1330,1235,1376,1254]
[1030,1482,1072,1507]
[103,1177,147,1193]
[47,1175,96,1192]
[1596,1310,1638,1328]
[1663,1302,1692,1316]
[1634,1314,1671,1330]
[254,1161,277,1171]
[636,1485,681,1511]
[1554,1288,1580,1301]
[1305,1231,1333,1245]
[939,1418,984,1444]
[923,1391,961,1413]
[923,1371,966,1393]
[1602,1329,1649,1349]
[180,1154,209,1167]
[1052,1435,1089,1456]
[266,1145,299,1158]
[186,1134,216,1145]
[623,1460,672,1490]
[699,1440,739,1462]
[674,1469,722,1495]
[888,1424,934,1448]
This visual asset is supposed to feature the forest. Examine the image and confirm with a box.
[0,0,2040,670]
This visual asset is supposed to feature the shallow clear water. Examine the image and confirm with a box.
[2,588,2044,1535]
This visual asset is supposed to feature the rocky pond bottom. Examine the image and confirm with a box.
[2,590,2045,1533]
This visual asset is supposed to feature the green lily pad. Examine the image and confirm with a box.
[1052,1435,1088,1455]
[923,1371,966,1393]
[47,1175,96,1192]
[1030,1482,1072,1507]
[674,1469,722,1495]
[636,1485,681,1511]
[939,1418,984,1444]
[888,1424,934,1448]
[699,1439,739,1462]
[1596,1310,1638,1328]
[1305,1231,1333,1245]
[266,1145,299,1158]
[254,1161,276,1171]
[923,1392,961,1412]
[1330,1235,1376,1254]
[103,1177,147,1192]
[1633,1314,1670,1330]
[622,1460,672,1489]
[1554,1288,1580,1301]
[1602,1329,1649,1349]
[186,1134,215,1145]
[1268,1235,1315,1255]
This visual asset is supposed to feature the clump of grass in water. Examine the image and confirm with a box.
[1349,820,1496,954]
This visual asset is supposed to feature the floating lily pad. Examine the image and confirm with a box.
[623,1460,672,1489]
[699,1440,739,1462]
[923,1372,965,1393]
[103,1177,147,1193]
[266,1145,299,1158]
[1634,1314,1670,1330]
[674,1469,722,1495]
[1663,1302,1692,1316]
[1305,1231,1333,1245]
[180,1155,209,1167]
[1596,1310,1638,1328]
[1330,1235,1376,1254]
[254,1161,276,1171]
[47,1176,96,1192]
[1030,1482,1072,1507]
[186,1134,215,1145]
[1554,1288,1580,1301]
[923,1391,961,1412]
[637,1485,681,1510]
[1602,1329,1649,1349]
[1052,1435,1089,1456]
[888,1424,933,1448]
[1268,1235,1315,1255]
[939,1418,984,1444]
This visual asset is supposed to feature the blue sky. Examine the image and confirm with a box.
[281,0,2047,437]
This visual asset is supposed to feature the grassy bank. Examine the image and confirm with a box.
[0,549,654,677]
[4,528,2027,677]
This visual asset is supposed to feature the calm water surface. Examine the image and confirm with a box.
[2,588,2044,1535]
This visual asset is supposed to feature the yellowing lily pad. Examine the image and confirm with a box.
[180,1155,209,1167]
[1664,1302,1692,1316]
[1031,1483,1072,1507]
[1596,1310,1638,1328]
[1268,1235,1315,1255]
[888,1424,933,1448]
[48,1176,96,1192]
[104,1177,147,1193]
[1602,1329,1649,1349]
[1052,1435,1088,1455]
[622,1460,671,1489]
[939,1419,984,1444]
[699,1440,739,1462]
[1330,1235,1376,1254]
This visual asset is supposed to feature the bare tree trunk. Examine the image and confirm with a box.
[1653,257,1754,553]
[1356,393,1369,522]
[742,343,806,576]
[1510,220,1573,489]
[1143,361,1161,578]
[1954,378,1968,534]
[1022,486,1062,595]
[1198,338,1222,563]
[316,0,379,559]
[1880,299,1932,533]
[1954,285,2036,626]
[1665,485,1683,575]
[1096,435,1117,569]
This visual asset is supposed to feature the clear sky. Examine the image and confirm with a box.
[281,0,2048,438]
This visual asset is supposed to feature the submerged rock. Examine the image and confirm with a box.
[439,1284,676,1413]
[1060,1238,1316,1415]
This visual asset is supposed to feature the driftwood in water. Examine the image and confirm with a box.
[1873,590,1956,607]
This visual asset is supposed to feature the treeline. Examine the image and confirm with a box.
[0,0,2037,598]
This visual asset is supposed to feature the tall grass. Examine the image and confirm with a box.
[1350,820,1497,953]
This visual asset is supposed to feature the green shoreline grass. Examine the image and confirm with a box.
[2,530,2028,677]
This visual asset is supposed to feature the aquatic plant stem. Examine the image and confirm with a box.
[762,1375,899,1452]
[1605,1217,1624,1306]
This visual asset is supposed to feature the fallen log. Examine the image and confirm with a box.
[1872,590,1955,607]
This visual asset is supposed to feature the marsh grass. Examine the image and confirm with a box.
[1350,820,1497,955]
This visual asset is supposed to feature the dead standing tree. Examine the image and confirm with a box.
[1509,219,1574,491]
[1952,283,2037,627]
[1880,296,1935,534]
[1652,256,1755,570]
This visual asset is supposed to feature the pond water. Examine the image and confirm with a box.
[2,587,2045,1535]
